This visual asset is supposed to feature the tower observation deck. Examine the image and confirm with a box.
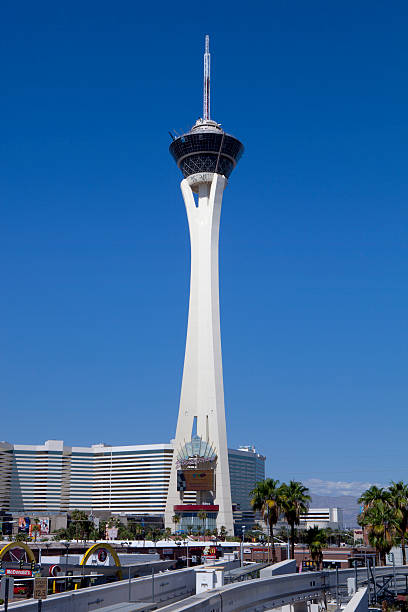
[169,34,244,180]
[169,119,244,179]
[165,36,244,535]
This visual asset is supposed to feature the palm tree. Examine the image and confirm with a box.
[280,480,311,559]
[197,511,207,538]
[219,526,227,540]
[389,481,408,565]
[359,499,397,565]
[133,523,143,540]
[164,528,172,540]
[172,514,181,535]
[358,486,390,509]
[32,518,40,542]
[251,478,281,563]
[305,526,327,570]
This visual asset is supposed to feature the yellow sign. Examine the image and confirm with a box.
[34,576,48,600]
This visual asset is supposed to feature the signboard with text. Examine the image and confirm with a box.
[34,576,48,600]
[183,470,214,491]
[6,568,32,577]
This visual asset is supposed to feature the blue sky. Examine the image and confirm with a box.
[1,1,407,496]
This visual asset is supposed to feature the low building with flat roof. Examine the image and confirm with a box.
[299,507,344,530]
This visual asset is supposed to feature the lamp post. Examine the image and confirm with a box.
[286,523,290,561]
[259,534,265,562]
[63,542,70,575]
[175,540,181,562]
[240,526,246,567]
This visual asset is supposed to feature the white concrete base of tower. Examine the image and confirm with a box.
[165,172,234,535]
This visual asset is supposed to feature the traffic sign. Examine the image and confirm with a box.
[34,576,48,600]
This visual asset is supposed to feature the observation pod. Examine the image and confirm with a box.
[169,118,244,180]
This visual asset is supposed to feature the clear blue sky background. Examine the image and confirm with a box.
[2,1,407,494]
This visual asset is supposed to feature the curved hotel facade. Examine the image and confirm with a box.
[0,440,265,532]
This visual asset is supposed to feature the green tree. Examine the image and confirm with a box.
[251,478,281,563]
[279,480,311,559]
[219,526,227,540]
[89,527,99,542]
[389,481,408,565]
[99,520,107,540]
[358,499,397,565]
[197,511,207,536]
[358,486,390,509]
[164,528,172,540]
[305,526,327,570]
[70,510,91,542]
[118,525,134,540]
[31,518,40,542]
[15,532,28,542]
[172,514,180,534]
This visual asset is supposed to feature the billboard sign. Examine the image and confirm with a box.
[18,517,30,533]
[183,470,214,491]
[106,526,118,540]
[6,569,32,577]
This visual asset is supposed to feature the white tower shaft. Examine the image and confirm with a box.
[165,173,234,534]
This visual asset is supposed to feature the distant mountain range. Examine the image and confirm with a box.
[310,493,361,528]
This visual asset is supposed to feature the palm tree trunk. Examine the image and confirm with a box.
[291,523,295,559]
[270,522,277,564]
[402,534,406,565]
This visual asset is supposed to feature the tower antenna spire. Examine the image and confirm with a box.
[203,34,210,121]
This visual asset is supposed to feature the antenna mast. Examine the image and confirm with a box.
[203,35,210,121]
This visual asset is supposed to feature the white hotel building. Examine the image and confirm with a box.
[0,440,265,525]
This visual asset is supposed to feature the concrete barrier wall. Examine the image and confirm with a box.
[3,568,195,611]
[260,559,297,577]
[159,571,327,612]
[342,588,368,612]
[2,560,239,612]
[158,564,408,612]
[2,562,400,612]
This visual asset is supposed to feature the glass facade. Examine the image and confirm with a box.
[169,130,244,179]
[178,512,217,533]
[228,447,266,534]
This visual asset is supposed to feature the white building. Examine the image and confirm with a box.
[2,440,173,515]
[0,440,264,526]
[299,508,344,530]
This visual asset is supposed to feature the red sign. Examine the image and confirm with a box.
[6,568,32,577]
[174,504,219,512]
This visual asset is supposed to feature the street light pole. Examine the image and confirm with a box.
[240,526,246,567]
[286,523,290,561]
[63,542,70,576]
[175,540,181,562]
